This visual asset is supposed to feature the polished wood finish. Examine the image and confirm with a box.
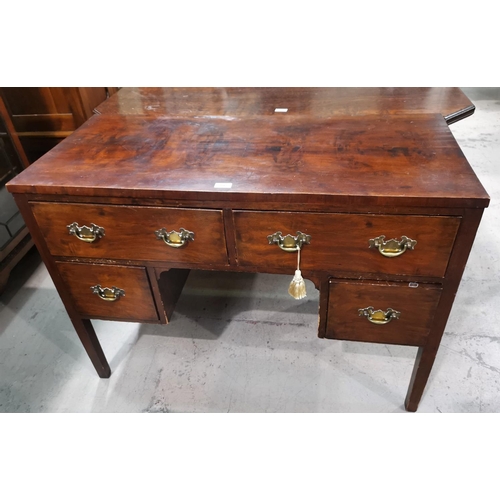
[233,211,460,277]
[8,114,489,209]
[326,280,442,346]
[57,262,159,322]
[21,193,470,214]
[404,208,484,411]
[95,87,475,124]
[31,203,228,265]
[6,88,489,411]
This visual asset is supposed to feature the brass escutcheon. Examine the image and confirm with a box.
[155,228,195,248]
[267,231,311,252]
[358,306,401,325]
[90,285,125,302]
[369,235,417,257]
[67,222,105,243]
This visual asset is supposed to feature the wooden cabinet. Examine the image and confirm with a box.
[0,95,32,292]
[6,88,489,411]
[0,87,118,163]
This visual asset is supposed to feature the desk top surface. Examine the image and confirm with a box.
[95,87,475,124]
[7,107,489,209]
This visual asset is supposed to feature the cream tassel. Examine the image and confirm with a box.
[288,247,307,300]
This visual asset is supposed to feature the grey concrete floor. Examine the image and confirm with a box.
[1,89,499,413]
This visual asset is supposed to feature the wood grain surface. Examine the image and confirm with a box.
[7,114,489,209]
[233,211,461,277]
[57,262,159,321]
[31,203,228,265]
[326,279,443,346]
[5,88,489,411]
[95,87,474,123]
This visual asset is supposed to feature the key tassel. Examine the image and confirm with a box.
[288,247,307,300]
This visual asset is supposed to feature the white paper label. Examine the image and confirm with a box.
[214,182,233,189]
[274,108,288,113]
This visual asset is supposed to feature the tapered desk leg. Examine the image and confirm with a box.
[71,317,111,378]
[13,194,111,377]
[405,347,436,411]
[404,208,484,412]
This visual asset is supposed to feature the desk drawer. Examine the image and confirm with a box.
[325,279,442,346]
[57,262,159,321]
[32,203,228,265]
[233,211,460,277]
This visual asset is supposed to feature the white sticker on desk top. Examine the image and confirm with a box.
[274,108,288,113]
[214,182,232,189]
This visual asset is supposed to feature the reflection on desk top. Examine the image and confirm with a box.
[95,87,475,125]
[7,113,489,209]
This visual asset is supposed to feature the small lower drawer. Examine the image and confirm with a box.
[325,279,442,346]
[56,262,159,322]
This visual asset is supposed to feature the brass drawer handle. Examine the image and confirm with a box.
[155,228,195,248]
[358,306,401,325]
[369,235,417,257]
[67,222,105,243]
[90,285,125,302]
[267,231,311,252]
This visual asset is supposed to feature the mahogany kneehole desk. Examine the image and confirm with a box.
[7,88,489,412]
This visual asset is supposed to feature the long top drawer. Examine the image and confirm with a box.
[31,203,228,265]
[233,211,461,277]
